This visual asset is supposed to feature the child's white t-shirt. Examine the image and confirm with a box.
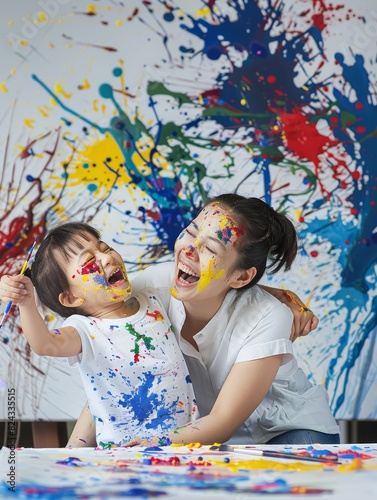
[65,287,198,446]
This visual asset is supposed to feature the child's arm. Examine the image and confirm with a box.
[0,274,82,357]
[66,401,96,448]
[260,285,319,341]
[168,355,282,445]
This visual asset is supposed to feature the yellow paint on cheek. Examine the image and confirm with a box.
[198,259,225,292]
[170,287,178,298]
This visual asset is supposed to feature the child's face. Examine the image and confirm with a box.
[172,203,243,304]
[60,233,132,314]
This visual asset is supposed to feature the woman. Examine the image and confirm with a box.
[69,193,339,446]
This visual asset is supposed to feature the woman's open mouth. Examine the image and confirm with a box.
[177,263,200,285]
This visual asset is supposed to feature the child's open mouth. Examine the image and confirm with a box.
[107,268,125,287]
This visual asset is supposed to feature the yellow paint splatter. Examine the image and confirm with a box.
[198,259,225,292]
[170,287,178,298]
[87,4,96,14]
[78,78,91,90]
[240,98,247,106]
[8,21,14,26]
[38,106,49,118]
[115,20,123,26]
[35,11,47,23]
[294,209,302,221]
[20,40,28,47]
[132,135,171,177]
[10,69,16,75]
[195,7,211,17]
[23,119,35,128]
[47,132,131,194]
[0,83,8,93]
[54,82,72,99]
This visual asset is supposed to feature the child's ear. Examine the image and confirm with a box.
[59,292,84,309]
[229,267,256,289]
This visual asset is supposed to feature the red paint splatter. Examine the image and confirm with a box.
[77,261,101,275]
[127,8,139,21]
[145,309,164,321]
[277,107,349,196]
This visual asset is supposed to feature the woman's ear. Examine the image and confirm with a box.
[59,292,84,309]
[229,267,256,289]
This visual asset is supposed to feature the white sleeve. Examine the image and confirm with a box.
[236,301,294,365]
[63,315,96,367]
[131,262,175,293]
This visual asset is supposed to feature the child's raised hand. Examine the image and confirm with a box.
[0,274,35,308]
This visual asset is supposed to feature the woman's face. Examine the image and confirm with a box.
[172,203,245,304]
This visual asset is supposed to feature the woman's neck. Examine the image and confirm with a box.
[181,294,226,346]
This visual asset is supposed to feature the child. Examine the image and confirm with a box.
[0,222,198,446]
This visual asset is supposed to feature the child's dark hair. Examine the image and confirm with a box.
[28,222,101,318]
[204,193,298,289]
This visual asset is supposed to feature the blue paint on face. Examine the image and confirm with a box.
[93,274,108,287]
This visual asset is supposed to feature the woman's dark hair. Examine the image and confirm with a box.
[204,193,298,289]
[28,222,101,318]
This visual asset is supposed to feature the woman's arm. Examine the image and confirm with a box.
[168,355,282,445]
[260,285,319,342]
[66,401,96,448]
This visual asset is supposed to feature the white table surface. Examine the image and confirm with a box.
[1,443,377,499]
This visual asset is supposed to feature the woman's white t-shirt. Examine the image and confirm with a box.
[132,262,339,444]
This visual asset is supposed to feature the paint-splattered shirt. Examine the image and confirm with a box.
[132,263,340,444]
[65,288,198,446]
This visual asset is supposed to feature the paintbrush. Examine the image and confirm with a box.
[0,238,38,329]
[210,444,339,464]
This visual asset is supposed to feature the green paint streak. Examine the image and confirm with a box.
[125,323,156,363]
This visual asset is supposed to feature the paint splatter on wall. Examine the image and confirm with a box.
[0,0,376,420]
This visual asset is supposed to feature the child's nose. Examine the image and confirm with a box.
[95,250,113,267]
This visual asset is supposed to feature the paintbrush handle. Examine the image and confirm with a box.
[0,301,13,329]
[213,445,338,464]
[261,450,337,463]
[241,448,338,463]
